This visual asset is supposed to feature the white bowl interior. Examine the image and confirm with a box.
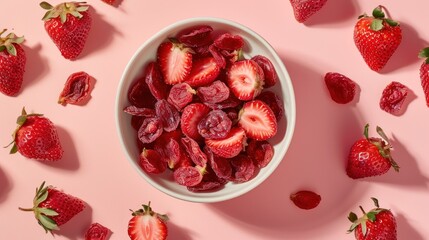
[115,17,296,203]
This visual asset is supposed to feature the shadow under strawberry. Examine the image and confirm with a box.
[303,0,360,27]
[209,55,369,235]
[21,43,49,92]
[56,204,93,240]
[379,21,428,74]
[167,222,195,240]
[395,212,425,240]
[365,134,429,187]
[0,167,12,203]
[78,7,121,59]
[42,126,80,171]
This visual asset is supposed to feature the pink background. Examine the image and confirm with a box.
[1,0,429,239]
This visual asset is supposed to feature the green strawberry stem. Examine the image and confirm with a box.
[40,1,89,24]
[348,197,387,236]
[0,29,25,56]
[359,5,399,31]
[418,47,429,64]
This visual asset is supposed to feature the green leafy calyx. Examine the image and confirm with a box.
[130,202,169,222]
[18,181,60,233]
[0,29,25,56]
[40,1,89,24]
[348,198,389,236]
[360,6,399,31]
[418,47,429,64]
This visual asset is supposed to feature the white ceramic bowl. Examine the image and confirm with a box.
[115,17,296,203]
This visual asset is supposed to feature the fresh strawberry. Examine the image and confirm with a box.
[226,59,265,100]
[238,100,277,141]
[346,124,399,179]
[205,127,247,158]
[7,108,63,161]
[0,29,26,96]
[354,6,402,72]
[19,181,86,233]
[180,103,211,141]
[128,202,168,240]
[40,1,92,60]
[290,190,321,210]
[84,223,111,240]
[185,57,220,87]
[289,0,328,23]
[348,198,397,240]
[418,47,429,107]
[157,39,193,85]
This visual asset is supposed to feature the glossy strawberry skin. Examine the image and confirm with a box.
[346,138,392,179]
[354,210,397,240]
[0,44,26,96]
[289,0,328,23]
[290,190,321,210]
[14,115,64,161]
[44,10,92,60]
[40,188,86,226]
[419,62,429,107]
[354,17,402,72]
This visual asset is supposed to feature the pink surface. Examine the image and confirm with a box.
[1,0,429,239]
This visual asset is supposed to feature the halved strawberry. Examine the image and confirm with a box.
[180,103,211,141]
[157,40,193,85]
[238,100,277,141]
[226,59,265,100]
[205,127,247,158]
[128,202,168,240]
[185,57,220,87]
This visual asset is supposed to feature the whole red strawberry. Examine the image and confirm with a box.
[0,29,26,96]
[128,202,168,240]
[40,1,92,60]
[348,198,397,240]
[418,47,429,107]
[354,6,402,72]
[19,181,86,233]
[289,0,328,23]
[346,124,399,179]
[7,108,63,161]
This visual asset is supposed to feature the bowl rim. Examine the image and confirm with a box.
[115,16,296,203]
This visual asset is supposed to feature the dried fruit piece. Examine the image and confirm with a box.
[208,45,226,69]
[324,72,357,104]
[185,57,221,87]
[214,33,244,51]
[154,138,181,169]
[155,99,180,132]
[181,136,208,167]
[181,103,211,140]
[204,93,242,110]
[173,166,205,186]
[227,59,265,100]
[138,117,163,144]
[139,148,166,174]
[246,139,274,168]
[177,25,213,47]
[230,154,256,183]
[205,127,247,158]
[379,81,408,114]
[128,76,157,108]
[58,71,93,105]
[198,110,232,139]
[144,62,169,100]
[205,147,232,180]
[167,82,195,110]
[256,91,284,121]
[123,106,156,117]
[251,55,278,87]
[197,80,230,104]
[85,223,111,240]
[290,190,321,210]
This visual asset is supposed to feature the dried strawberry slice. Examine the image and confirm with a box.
[167,82,196,110]
[251,55,279,88]
[144,62,170,100]
[123,106,156,117]
[324,72,357,104]
[209,45,226,69]
[230,154,256,183]
[58,71,93,105]
[154,138,181,169]
[84,222,111,240]
[197,80,230,104]
[173,166,205,186]
[128,76,157,108]
[181,103,211,140]
[197,110,232,139]
[379,81,408,114]
[246,139,274,168]
[204,93,242,110]
[181,136,208,167]
[155,99,180,132]
[205,147,232,180]
[177,25,213,47]
[139,148,167,174]
[214,33,244,51]
[290,190,321,210]
[138,117,163,144]
[256,91,284,122]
